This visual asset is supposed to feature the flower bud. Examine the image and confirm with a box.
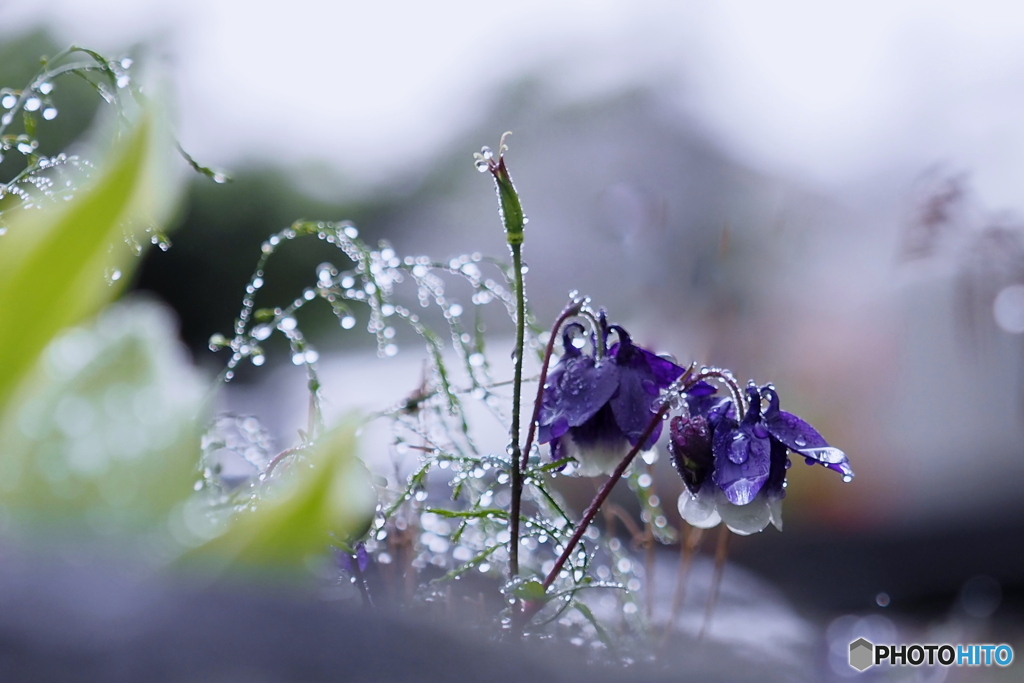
[668,414,713,493]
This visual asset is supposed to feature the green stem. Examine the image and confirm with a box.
[478,135,526,587]
[508,242,526,579]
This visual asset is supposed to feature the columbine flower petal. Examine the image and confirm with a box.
[710,390,771,505]
[552,404,632,477]
[677,487,722,529]
[607,326,684,449]
[537,324,619,444]
[761,386,854,480]
[715,489,773,535]
[679,486,777,535]
[684,381,735,426]
[711,424,771,506]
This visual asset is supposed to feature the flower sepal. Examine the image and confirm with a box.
[678,485,785,536]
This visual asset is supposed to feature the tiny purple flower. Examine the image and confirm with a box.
[335,542,370,574]
[538,319,684,476]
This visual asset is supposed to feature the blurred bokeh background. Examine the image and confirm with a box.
[3,1,1024,679]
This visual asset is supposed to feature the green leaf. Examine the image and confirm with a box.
[573,601,613,648]
[0,108,168,416]
[181,418,377,574]
[0,299,206,534]
[513,579,548,602]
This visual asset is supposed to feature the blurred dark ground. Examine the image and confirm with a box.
[3,25,1024,680]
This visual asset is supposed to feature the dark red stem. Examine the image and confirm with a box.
[539,401,672,592]
[520,298,584,472]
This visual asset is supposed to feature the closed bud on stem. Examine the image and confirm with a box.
[475,132,524,246]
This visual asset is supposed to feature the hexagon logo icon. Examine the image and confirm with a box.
[849,637,874,671]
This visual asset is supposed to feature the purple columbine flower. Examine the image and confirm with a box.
[538,320,684,476]
[674,382,851,534]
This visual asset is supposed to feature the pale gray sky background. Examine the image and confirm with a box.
[4,0,1024,206]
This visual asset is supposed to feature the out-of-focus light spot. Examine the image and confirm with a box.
[826,614,897,677]
[993,283,1024,333]
[960,575,1001,619]
[54,394,96,438]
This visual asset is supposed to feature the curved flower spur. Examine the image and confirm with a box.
[537,315,685,476]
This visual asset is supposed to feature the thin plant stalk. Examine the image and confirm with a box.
[698,526,731,640]
[525,364,723,621]
[477,133,528,581]
[520,297,584,472]
[643,493,656,622]
[660,523,703,650]
[508,240,526,578]
[539,401,673,594]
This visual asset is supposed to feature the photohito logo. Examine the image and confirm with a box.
[849,638,1014,671]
